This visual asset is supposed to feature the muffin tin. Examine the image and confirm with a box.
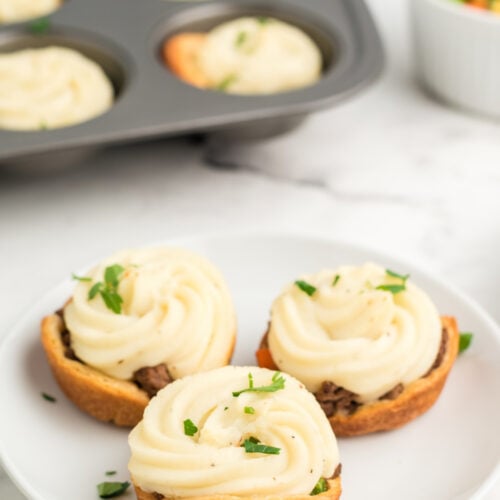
[0,0,383,166]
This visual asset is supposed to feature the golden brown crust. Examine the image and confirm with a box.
[133,476,341,500]
[162,33,209,88]
[329,316,459,436]
[257,316,459,437]
[41,314,149,426]
[40,312,235,427]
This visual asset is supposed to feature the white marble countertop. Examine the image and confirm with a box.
[0,0,499,498]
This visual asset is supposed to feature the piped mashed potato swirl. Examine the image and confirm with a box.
[64,247,236,380]
[268,263,442,403]
[0,46,113,130]
[129,366,339,497]
[199,17,322,94]
[0,0,61,23]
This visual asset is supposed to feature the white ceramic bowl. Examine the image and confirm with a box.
[412,0,500,118]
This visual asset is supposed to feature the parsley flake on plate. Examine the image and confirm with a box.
[459,332,473,353]
[41,392,56,402]
[97,481,130,498]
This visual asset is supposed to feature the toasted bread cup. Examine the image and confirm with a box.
[41,312,149,426]
[257,316,459,437]
[133,476,341,500]
[128,366,341,499]
[41,246,237,427]
[41,312,235,427]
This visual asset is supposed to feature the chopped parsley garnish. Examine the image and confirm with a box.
[386,269,410,281]
[105,471,116,476]
[72,273,92,282]
[232,372,285,397]
[183,418,198,436]
[215,74,237,92]
[295,280,317,296]
[88,282,101,299]
[376,284,406,294]
[242,437,280,455]
[86,264,125,314]
[97,481,130,498]
[459,332,473,353]
[29,17,50,35]
[310,477,328,495]
[224,406,228,411]
[376,268,409,295]
[257,16,269,25]
[41,392,56,402]
[332,274,341,286]
[244,406,255,414]
[104,264,125,288]
[235,31,248,47]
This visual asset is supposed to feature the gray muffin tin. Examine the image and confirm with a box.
[0,0,383,166]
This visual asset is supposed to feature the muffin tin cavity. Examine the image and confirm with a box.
[0,31,127,98]
[158,5,336,95]
[159,5,336,72]
[0,31,127,131]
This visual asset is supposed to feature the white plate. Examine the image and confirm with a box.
[1,233,499,500]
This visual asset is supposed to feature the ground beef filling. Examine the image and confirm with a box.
[55,309,173,397]
[379,383,404,401]
[56,309,80,361]
[315,327,448,417]
[427,327,448,374]
[132,364,173,398]
[332,463,342,480]
[262,326,448,417]
[314,381,360,417]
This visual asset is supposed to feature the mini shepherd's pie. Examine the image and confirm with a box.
[257,263,459,436]
[0,0,61,24]
[0,46,113,130]
[163,17,322,94]
[129,366,342,499]
[41,247,237,426]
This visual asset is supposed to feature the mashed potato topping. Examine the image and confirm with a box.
[268,263,442,402]
[64,247,236,380]
[129,366,339,496]
[0,47,113,130]
[199,17,322,94]
[0,0,61,24]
